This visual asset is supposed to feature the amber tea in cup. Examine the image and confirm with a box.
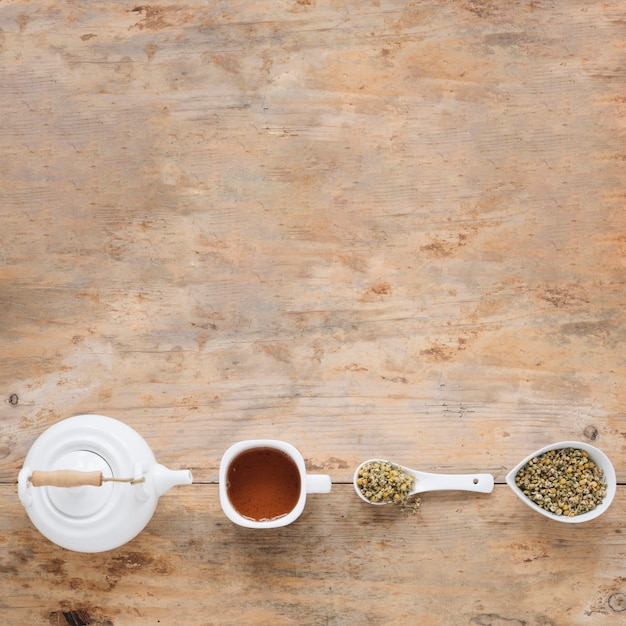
[219,439,332,528]
[226,447,301,521]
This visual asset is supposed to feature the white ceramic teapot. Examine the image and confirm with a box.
[17,414,192,552]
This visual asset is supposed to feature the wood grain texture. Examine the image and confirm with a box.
[2,486,626,625]
[1,0,625,623]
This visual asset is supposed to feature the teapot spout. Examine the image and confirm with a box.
[152,464,193,497]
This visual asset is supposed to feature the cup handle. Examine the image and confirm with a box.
[305,474,332,494]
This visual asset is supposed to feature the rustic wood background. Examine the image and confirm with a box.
[1,0,625,624]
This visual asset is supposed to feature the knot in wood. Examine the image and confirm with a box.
[608,593,626,612]
[583,425,598,441]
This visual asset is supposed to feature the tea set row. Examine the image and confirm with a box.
[17,414,617,553]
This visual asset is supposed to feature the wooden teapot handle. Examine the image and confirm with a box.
[30,470,103,487]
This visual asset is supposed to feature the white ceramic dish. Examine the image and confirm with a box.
[505,441,616,523]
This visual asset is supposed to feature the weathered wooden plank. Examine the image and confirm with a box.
[1,485,626,625]
[1,0,625,623]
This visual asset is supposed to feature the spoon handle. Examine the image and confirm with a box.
[411,471,494,494]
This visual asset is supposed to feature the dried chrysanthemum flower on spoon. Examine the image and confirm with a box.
[355,460,421,513]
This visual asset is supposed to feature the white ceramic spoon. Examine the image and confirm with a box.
[354,459,494,505]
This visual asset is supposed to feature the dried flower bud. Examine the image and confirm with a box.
[357,460,421,514]
[515,448,606,517]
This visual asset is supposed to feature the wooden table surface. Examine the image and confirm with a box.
[1,1,625,624]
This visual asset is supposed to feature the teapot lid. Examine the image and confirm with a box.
[18,414,158,552]
[45,449,115,518]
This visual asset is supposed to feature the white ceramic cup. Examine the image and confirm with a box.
[506,441,616,523]
[219,439,332,528]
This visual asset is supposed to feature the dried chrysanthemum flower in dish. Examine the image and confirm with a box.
[514,447,607,517]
